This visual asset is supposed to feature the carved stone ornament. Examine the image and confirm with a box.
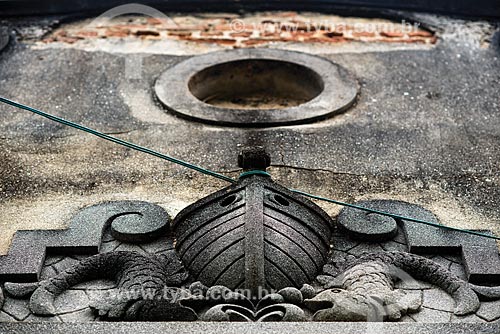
[1,148,500,323]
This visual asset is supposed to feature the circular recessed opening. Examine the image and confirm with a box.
[220,194,238,207]
[155,48,359,126]
[188,59,324,110]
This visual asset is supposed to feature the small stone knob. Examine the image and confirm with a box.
[238,146,271,171]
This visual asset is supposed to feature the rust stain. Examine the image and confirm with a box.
[41,12,437,47]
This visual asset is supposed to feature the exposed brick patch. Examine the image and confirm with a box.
[167,31,192,37]
[352,31,376,37]
[41,12,437,48]
[241,39,269,46]
[324,31,344,38]
[409,30,434,37]
[146,17,163,25]
[203,31,225,37]
[134,30,161,37]
[102,26,131,38]
[380,31,405,38]
[73,31,98,38]
[213,24,235,31]
[182,37,236,45]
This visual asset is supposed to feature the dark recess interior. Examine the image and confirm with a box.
[188,59,324,110]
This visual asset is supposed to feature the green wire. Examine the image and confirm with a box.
[1,96,499,241]
[0,97,237,184]
[290,189,500,241]
[239,170,271,178]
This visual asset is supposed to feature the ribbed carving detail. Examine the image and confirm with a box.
[173,176,333,292]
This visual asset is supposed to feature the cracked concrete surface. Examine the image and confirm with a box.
[0,11,499,260]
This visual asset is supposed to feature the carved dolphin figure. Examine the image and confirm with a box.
[4,251,196,320]
[305,251,500,321]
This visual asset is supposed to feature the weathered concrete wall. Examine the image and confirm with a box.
[0,12,499,256]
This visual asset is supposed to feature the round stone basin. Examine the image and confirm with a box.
[155,48,358,126]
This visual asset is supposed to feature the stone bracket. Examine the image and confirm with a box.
[0,201,170,282]
[337,200,500,283]
[404,223,500,284]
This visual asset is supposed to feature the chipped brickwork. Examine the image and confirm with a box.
[41,12,436,48]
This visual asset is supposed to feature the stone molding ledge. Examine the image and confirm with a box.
[0,322,499,334]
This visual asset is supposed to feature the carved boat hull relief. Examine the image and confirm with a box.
[172,175,332,293]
